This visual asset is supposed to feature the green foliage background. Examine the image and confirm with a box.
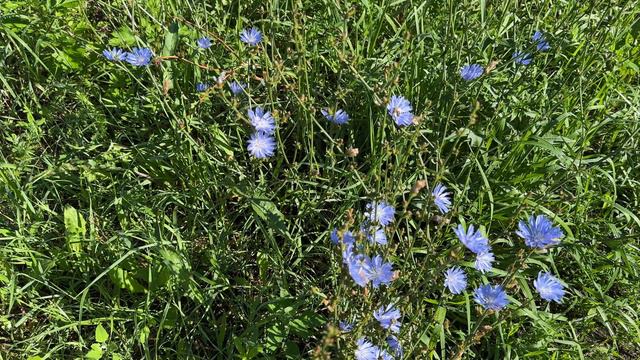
[1,0,639,358]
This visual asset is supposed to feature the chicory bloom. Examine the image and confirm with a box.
[534,271,565,303]
[474,251,495,273]
[365,201,395,227]
[367,255,394,288]
[374,304,401,333]
[460,64,484,81]
[432,183,451,214]
[444,267,467,294]
[248,107,276,134]
[197,36,212,49]
[247,132,276,158]
[102,47,126,61]
[240,27,262,46]
[454,224,490,254]
[348,254,372,287]
[330,228,340,245]
[363,225,387,245]
[386,95,414,127]
[355,338,379,360]
[321,108,350,125]
[532,31,550,51]
[516,215,563,248]
[512,51,532,65]
[125,47,153,66]
[473,284,509,311]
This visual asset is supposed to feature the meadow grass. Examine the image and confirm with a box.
[1,0,639,359]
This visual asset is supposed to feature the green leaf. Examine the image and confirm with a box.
[86,343,103,359]
[95,324,109,343]
[64,205,86,253]
[109,268,145,293]
[161,22,179,93]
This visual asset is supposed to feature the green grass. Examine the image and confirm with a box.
[1,0,639,359]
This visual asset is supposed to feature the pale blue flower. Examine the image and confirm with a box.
[374,304,401,333]
[247,132,276,158]
[454,224,490,254]
[330,228,340,245]
[125,47,153,66]
[102,47,126,61]
[363,225,387,245]
[386,95,414,127]
[534,272,565,303]
[474,251,495,273]
[321,108,350,125]
[365,201,395,227]
[473,284,509,311]
[197,36,212,49]
[432,183,451,214]
[248,107,276,134]
[355,338,379,360]
[460,64,484,81]
[516,215,563,248]
[444,267,467,294]
[367,255,394,288]
[240,27,262,46]
[348,254,372,287]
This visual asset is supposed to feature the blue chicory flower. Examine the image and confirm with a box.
[240,27,262,46]
[473,284,509,311]
[197,36,212,49]
[125,47,153,66]
[247,132,276,158]
[102,47,126,61]
[229,81,247,96]
[196,83,210,92]
[348,254,372,287]
[432,183,452,214]
[454,224,490,254]
[460,64,484,81]
[367,255,394,288]
[387,335,403,358]
[532,31,550,51]
[248,107,276,134]
[512,51,532,65]
[474,251,495,273]
[386,95,414,127]
[534,271,565,303]
[321,108,350,125]
[516,214,563,248]
[365,201,395,227]
[355,338,380,360]
[373,304,401,333]
[444,267,467,294]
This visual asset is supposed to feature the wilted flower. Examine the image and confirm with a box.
[247,132,276,158]
[386,95,414,127]
[387,335,403,358]
[534,272,565,303]
[512,51,532,65]
[444,267,467,294]
[355,338,379,360]
[460,64,484,81]
[196,83,210,92]
[432,183,451,214]
[125,47,153,66]
[365,201,395,227]
[474,251,495,273]
[248,107,276,134]
[373,304,401,333]
[454,224,490,254]
[229,81,247,95]
[532,31,550,51]
[367,255,394,288]
[516,215,563,248]
[240,27,262,46]
[321,108,350,125]
[197,36,212,49]
[102,47,126,61]
[339,320,354,332]
[473,284,509,311]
